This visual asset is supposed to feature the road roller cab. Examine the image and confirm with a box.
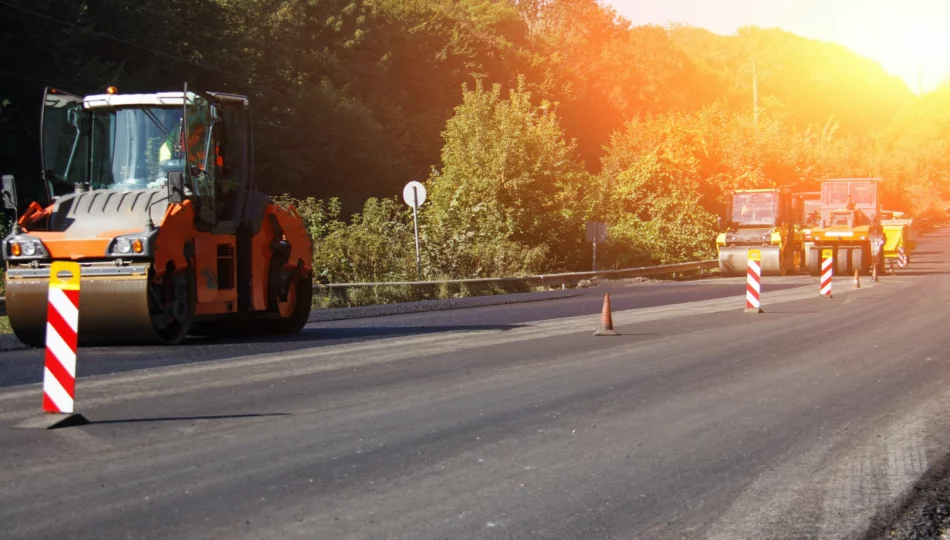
[716,188,803,277]
[1,85,314,346]
[805,178,885,276]
[795,191,822,273]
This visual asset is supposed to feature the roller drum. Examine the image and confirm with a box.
[806,246,822,276]
[718,247,750,276]
[718,246,783,276]
[756,246,784,276]
[5,272,161,346]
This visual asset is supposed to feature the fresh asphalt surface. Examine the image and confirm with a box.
[3,232,950,539]
[0,275,808,387]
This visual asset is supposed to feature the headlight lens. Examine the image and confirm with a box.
[115,237,132,254]
[7,237,46,258]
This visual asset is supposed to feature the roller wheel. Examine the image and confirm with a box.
[835,247,851,276]
[851,247,865,276]
[149,268,196,344]
[265,257,313,334]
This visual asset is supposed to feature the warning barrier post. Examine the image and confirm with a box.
[13,261,89,429]
[745,249,763,313]
[820,248,834,298]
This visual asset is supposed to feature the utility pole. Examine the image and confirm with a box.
[752,58,759,125]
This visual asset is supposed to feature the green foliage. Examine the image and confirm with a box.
[277,194,416,284]
[3,0,950,296]
[423,77,589,277]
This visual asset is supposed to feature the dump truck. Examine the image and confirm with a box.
[1,85,314,346]
[804,178,888,276]
[716,188,802,276]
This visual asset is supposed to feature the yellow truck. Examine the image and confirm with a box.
[716,188,803,276]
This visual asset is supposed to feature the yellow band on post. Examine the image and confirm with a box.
[748,249,761,261]
[49,261,81,291]
[822,249,833,259]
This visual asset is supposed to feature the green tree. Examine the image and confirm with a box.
[423,77,589,277]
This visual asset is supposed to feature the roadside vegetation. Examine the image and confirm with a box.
[3,0,949,297]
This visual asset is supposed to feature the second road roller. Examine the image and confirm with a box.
[1,84,314,346]
[716,188,803,276]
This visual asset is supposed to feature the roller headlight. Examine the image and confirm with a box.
[115,237,132,254]
[6,237,47,260]
[108,233,152,257]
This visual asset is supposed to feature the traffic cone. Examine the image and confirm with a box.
[853,269,861,289]
[594,293,618,336]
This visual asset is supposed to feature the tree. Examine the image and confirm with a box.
[423,77,590,277]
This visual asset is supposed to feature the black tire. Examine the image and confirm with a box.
[277,271,312,334]
[264,257,313,334]
[151,267,196,345]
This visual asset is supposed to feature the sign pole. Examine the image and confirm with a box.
[402,180,427,279]
[412,187,421,277]
[593,237,597,271]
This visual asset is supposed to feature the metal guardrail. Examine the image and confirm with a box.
[314,259,720,293]
[0,260,720,315]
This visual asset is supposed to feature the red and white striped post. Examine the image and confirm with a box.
[820,248,834,298]
[745,249,763,313]
[898,246,908,268]
[13,261,88,429]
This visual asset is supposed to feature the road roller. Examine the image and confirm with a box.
[1,85,313,346]
[796,191,822,274]
[804,178,887,277]
[716,188,803,276]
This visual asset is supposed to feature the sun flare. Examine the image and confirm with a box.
[609,0,950,93]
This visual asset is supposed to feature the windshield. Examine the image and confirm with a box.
[732,193,777,226]
[821,182,876,207]
[43,102,185,194]
[803,200,821,227]
[823,183,850,205]
[850,183,875,205]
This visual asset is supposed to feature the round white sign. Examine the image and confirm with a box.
[402,181,427,208]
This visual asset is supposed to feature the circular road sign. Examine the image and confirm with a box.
[402,181,427,208]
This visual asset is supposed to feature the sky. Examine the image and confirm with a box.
[605,0,950,94]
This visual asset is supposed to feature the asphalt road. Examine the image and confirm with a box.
[0,272,809,387]
[2,231,950,539]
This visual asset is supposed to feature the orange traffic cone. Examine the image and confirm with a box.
[853,269,861,289]
[594,293,618,336]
